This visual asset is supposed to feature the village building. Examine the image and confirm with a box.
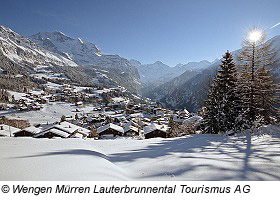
[14,126,42,137]
[144,123,168,139]
[75,101,83,107]
[97,123,124,137]
[0,124,21,137]
[123,121,139,136]
[178,109,191,118]
[183,115,203,127]
[34,121,90,139]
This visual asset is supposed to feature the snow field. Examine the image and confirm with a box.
[0,127,279,181]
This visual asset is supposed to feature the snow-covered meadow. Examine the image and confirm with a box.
[1,126,279,181]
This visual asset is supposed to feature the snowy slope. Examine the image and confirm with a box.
[0,26,77,67]
[0,125,279,181]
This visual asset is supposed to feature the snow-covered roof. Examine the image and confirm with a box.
[35,121,90,138]
[0,124,21,137]
[112,97,125,102]
[179,109,190,115]
[130,113,144,118]
[45,128,70,138]
[53,121,90,135]
[183,115,203,125]
[23,126,42,134]
[123,121,138,133]
[97,123,124,134]
[143,123,168,135]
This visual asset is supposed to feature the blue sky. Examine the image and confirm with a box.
[1,0,280,66]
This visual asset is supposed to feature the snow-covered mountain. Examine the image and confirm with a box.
[30,31,141,93]
[0,26,140,93]
[144,68,200,101]
[133,61,172,86]
[175,60,211,72]
[29,31,102,66]
[0,26,77,68]
[130,59,211,93]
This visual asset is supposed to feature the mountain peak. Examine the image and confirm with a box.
[174,63,183,68]
[154,61,164,65]
[0,25,17,35]
[53,31,67,36]
[129,59,142,67]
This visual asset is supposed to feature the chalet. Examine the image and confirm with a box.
[34,121,90,139]
[123,121,139,136]
[0,124,21,137]
[144,123,168,139]
[97,123,124,137]
[14,126,41,137]
[178,109,190,118]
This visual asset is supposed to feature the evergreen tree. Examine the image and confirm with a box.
[168,116,180,137]
[216,51,239,131]
[60,115,66,122]
[202,79,220,134]
[202,51,239,134]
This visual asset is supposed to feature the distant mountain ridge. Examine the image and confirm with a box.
[149,35,280,112]
[130,59,211,94]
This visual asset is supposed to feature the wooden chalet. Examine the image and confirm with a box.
[144,123,168,139]
[14,126,41,137]
[34,121,90,139]
[123,121,139,136]
[97,123,124,137]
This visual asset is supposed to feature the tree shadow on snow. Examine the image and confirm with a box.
[13,149,110,161]
[109,134,280,181]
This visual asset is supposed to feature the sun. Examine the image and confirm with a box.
[248,29,263,43]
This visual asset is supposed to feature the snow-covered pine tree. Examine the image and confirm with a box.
[238,27,277,127]
[202,51,239,134]
[216,51,239,131]
[202,78,220,134]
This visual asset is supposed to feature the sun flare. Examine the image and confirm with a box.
[248,29,263,43]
